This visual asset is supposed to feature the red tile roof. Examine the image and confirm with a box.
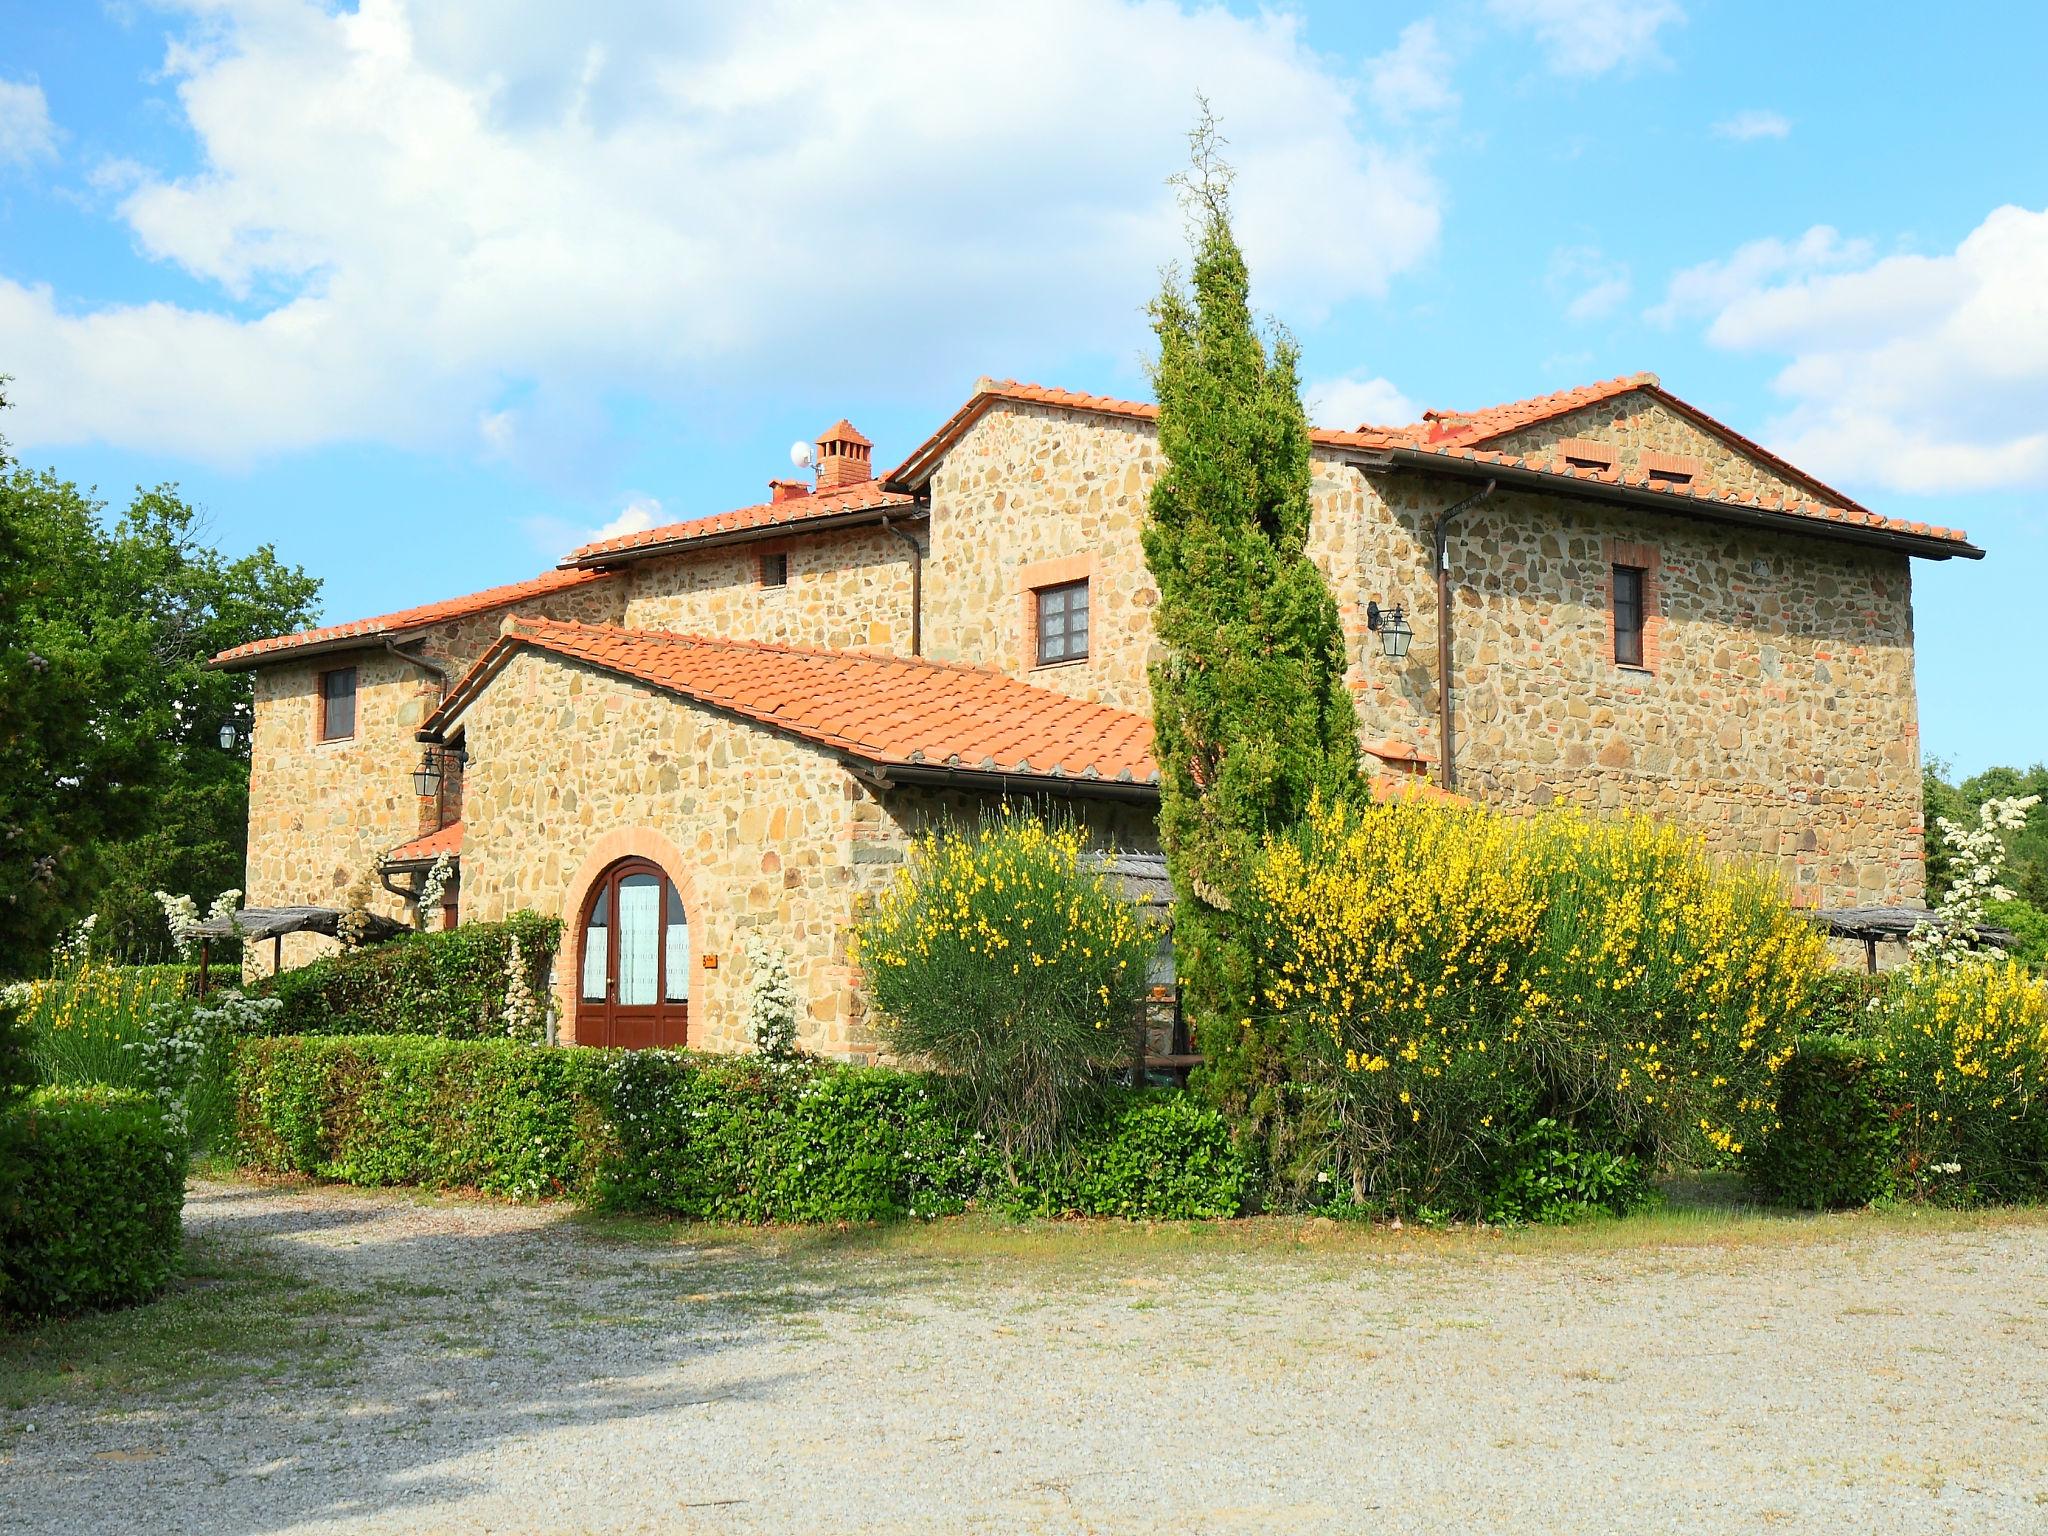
[883,376,1977,557]
[385,822,462,866]
[210,568,618,668]
[565,480,918,566]
[424,618,1160,787]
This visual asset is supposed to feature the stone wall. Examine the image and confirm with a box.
[620,524,915,653]
[454,645,1163,1058]
[1481,391,1838,508]
[916,398,1923,906]
[1342,468,1924,904]
[240,577,626,976]
[921,403,1164,713]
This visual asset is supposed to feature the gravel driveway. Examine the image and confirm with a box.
[8,1178,2048,1534]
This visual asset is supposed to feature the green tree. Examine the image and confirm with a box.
[0,405,319,975]
[1924,758,2048,909]
[1141,111,1363,1125]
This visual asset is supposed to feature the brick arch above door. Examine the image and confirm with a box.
[557,827,703,1044]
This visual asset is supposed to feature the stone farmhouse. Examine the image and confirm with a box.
[213,374,1982,1056]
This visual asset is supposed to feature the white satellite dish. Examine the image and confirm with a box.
[789,441,815,470]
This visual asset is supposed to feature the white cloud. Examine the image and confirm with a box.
[0,79,56,167]
[1306,372,1418,430]
[521,493,663,557]
[1487,0,1685,78]
[1663,205,2048,493]
[1548,244,1631,322]
[1712,107,1790,142]
[1644,226,1871,329]
[0,0,1443,467]
[1366,20,1458,123]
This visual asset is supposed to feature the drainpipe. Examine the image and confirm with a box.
[1431,479,1497,792]
[880,516,924,657]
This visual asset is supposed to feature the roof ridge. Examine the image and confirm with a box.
[567,479,919,564]
[507,615,1050,684]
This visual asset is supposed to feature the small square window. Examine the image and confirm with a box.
[319,666,356,741]
[760,551,789,588]
[1034,579,1090,666]
[1612,565,1647,669]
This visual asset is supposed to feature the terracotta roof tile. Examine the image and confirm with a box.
[566,480,917,565]
[884,376,1976,555]
[426,619,1159,786]
[210,568,618,669]
[385,822,462,865]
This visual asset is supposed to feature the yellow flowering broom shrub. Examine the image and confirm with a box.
[854,815,1158,1159]
[1244,794,1827,1212]
[1869,959,2048,1202]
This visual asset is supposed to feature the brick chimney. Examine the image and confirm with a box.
[768,478,811,504]
[814,420,874,491]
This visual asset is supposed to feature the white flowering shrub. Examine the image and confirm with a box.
[502,935,547,1042]
[52,913,99,974]
[154,892,201,960]
[742,935,802,1062]
[1912,795,2043,967]
[417,854,454,926]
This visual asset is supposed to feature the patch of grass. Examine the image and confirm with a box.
[0,1233,359,1412]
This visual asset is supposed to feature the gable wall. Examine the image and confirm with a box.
[240,576,627,975]
[619,523,915,652]
[454,647,1162,1057]
[1479,391,1833,508]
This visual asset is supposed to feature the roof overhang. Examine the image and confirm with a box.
[210,629,421,672]
[564,502,926,570]
[1363,448,1985,562]
[842,759,1162,805]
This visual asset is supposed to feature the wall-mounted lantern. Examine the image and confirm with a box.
[217,721,239,751]
[1366,601,1413,661]
[411,749,444,799]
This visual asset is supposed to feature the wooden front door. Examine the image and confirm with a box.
[575,858,690,1048]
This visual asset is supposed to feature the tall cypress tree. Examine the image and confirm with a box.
[1143,113,1363,1121]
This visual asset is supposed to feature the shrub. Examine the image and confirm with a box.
[1244,795,1826,1214]
[1871,959,2048,1204]
[854,815,1157,1160]
[1479,1117,1659,1226]
[10,961,195,1088]
[233,1035,1252,1222]
[1745,1035,1899,1209]
[1987,898,2048,970]
[263,912,561,1038]
[235,1035,603,1199]
[0,1087,187,1320]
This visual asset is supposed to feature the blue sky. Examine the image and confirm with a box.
[2,0,2042,774]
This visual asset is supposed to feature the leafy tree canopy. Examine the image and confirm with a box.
[0,390,320,975]
[1924,758,2048,910]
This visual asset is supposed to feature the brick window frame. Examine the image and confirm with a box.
[1605,540,1662,673]
[1557,436,1617,472]
[1640,450,1703,487]
[317,665,357,742]
[1017,553,1095,671]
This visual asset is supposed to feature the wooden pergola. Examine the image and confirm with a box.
[1811,906,2016,975]
[189,906,408,996]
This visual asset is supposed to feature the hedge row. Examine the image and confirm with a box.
[1,1087,188,1321]
[261,913,560,1038]
[233,1036,1254,1221]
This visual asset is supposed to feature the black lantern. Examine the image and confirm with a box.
[217,721,238,751]
[1366,601,1413,661]
[412,749,443,798]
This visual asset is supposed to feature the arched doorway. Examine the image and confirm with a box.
[575,857,690,1048]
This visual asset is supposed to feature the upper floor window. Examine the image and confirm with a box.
[1612,566,1647,668]
[319,666,356,741]
[1034,579,1090,666]
[760,550,789,588]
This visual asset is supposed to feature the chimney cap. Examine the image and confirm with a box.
[817,419,872,449]
[768,478,812,504]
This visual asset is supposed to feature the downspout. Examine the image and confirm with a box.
[1431,479,1497,792]
[879,516,924,657]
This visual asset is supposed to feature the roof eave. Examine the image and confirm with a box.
[563,502,926,570]
[1385,449,1984,562]
[209,627,423,672]
[843,759,1163,805]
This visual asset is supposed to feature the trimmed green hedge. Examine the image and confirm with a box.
[1,1087,187,1321]
[1746,1035,1899,1210]
[261,912,560,1038]
[233,1036,1255,1221]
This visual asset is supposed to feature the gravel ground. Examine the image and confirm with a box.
[8,1178,2048,1534]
